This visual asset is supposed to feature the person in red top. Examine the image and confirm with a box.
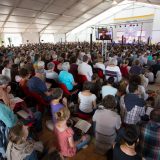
[52,54,60,73]
[54,107,90,158]
[120,60,129,78]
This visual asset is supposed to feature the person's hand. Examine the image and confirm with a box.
[62,97,67,106]
[81,135,88,141]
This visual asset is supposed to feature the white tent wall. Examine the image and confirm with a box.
[22,32,40,44]
[53,34,66,43]
[152,8,160,43]
[66,1,160,43]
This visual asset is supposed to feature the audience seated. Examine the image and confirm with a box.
[0,42,160,159]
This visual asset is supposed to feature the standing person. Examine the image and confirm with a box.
[54,107,90,158]
[78,55,93,81]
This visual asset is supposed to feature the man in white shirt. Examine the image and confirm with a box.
[78,55,93,81]
[2,60,12,79]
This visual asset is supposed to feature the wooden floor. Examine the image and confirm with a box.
[39,118,106,160]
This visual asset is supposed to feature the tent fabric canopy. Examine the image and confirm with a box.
[0,0,159,34]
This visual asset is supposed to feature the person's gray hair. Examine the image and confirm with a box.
[109,58,117,66]
[35,68,45,74]
[0,75,10,85]
[62,62,70,71]
[47,62,55,70]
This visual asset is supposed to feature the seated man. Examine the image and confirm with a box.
[78,55,93,81]
[140,109,160,159]
[27,62,53,102]
[120,83,145,125]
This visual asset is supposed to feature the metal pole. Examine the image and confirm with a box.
[90,33,92,54]
[140,22,143,43]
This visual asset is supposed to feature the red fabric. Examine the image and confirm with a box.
[77,112,91,120]
[58,83,71,95]
[76,74,87,84]
[52,61,60,72]
[19,82,48,112]
[120,66,128,77]
[97,69,104,78]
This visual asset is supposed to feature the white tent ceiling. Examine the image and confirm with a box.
[0,0,159,34]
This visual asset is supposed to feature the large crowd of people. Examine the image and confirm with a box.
[0,42,160,160]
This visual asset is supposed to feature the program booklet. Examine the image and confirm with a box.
[74,119,91,133]
[17,110,29,119]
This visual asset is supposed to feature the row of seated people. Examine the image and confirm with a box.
[0,42,160,159]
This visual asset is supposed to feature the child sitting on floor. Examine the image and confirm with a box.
[6,123,44,160]
[54,107,90,158]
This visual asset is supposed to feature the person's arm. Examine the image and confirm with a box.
[70,74,77,86]
[68,137,76,148]
[92,95,97,109]
[0,104,17,128]
[92,100,96,109]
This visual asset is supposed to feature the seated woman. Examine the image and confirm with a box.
[58,62,77,91]
[113,125,141,160]
[93,95,121,155]
[54,107,90,158]
[78,81,96,115]
[105,58,122,82]
[0,75,18,158]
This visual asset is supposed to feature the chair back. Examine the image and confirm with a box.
[77,74,87,84]
[58,83,71,95]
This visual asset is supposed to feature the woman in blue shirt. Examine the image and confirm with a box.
[58,62,77,91]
